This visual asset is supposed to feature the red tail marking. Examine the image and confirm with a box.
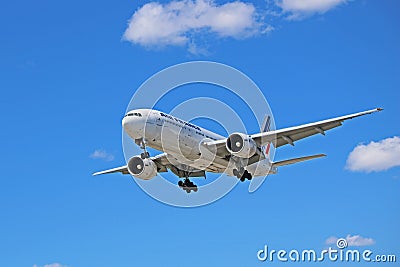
[265,143,271,155]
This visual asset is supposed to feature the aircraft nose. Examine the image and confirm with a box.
[122,116,128,128]
[122,115,135,130]
[122,113,143,130]
[121,112,144,139]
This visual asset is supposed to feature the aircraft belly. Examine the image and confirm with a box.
[143,120,230,173]
[245,159,272,177]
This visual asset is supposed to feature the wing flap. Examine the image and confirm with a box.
[275,121,342,147]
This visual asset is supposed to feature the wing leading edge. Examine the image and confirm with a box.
[204,108,382,149]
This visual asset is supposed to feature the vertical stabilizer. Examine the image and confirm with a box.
[261,115,272,158]
[261,115,271,132]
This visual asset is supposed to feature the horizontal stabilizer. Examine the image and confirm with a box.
[272,154,326,167]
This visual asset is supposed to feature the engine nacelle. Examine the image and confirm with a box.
[127,156,157,180]
[226,132,257,158]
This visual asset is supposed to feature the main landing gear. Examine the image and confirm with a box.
[233,167,252,182]
[178,178,198,193]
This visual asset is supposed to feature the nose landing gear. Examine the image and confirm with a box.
[136,138,150,159]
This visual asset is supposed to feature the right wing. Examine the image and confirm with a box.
[92,153,207,177]
[92,153,169,176]
[93,165,129,176]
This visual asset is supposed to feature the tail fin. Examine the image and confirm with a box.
[261,115,271,132]
[261,115,272,158]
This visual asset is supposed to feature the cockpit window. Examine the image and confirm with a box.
[125,112,142,117]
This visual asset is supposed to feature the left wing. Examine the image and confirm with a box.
[204,108,382,149]
[252,108,382,147]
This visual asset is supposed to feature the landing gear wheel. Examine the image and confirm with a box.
[233,169,239,177]
[179,178,198,193]
[237,170,252,182]
[234,166,246,179]
[140,152,150,159]
[246,172,253,180]
[242,170,252,180]
[138,138,150,159]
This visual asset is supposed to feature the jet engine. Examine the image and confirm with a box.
[226,132,257,158]
[127,156,157,180]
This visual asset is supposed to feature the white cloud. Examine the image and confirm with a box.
[123,0,265,49]
[326,234,375,247]
[346,136,400,172]
[276,0,348,19]
[90,149,115,161]
[325,236,338,245]
[33,264,67,267]
[123,0,351,52]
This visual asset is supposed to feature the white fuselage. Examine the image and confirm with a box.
[122,109,271,176]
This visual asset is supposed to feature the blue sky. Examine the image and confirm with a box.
[0,0,399,266]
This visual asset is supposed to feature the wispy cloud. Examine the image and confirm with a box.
[90,149,115,161]
[326,234,375,247]
[123,0,268,49]
[275,0,348,19]
[33,264,68,267]
[346,136,400,172]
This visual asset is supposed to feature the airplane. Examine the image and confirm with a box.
[93,107,382,193]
